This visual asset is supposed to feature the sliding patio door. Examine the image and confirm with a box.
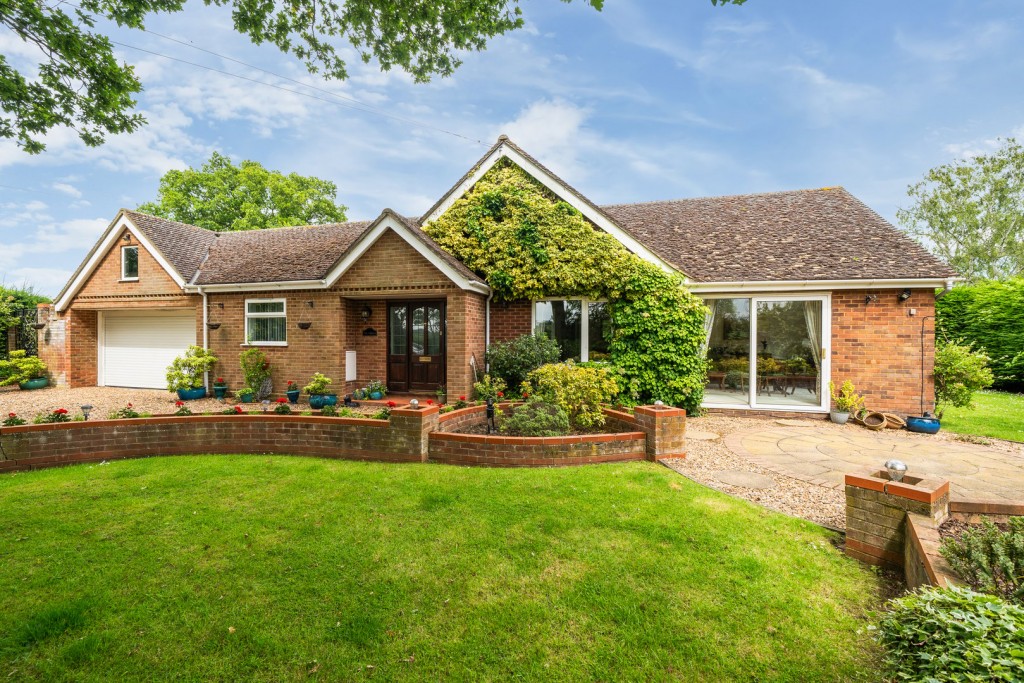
[703,294,829,411]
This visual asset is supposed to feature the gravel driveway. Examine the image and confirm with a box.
[1,386,229,420]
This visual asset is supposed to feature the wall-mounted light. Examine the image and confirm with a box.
[122,233,132,242]
[306,300,315,308]
[898,288,912,302]
[361,305,372,321]
[864,294,878,305]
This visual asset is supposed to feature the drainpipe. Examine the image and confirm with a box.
[920,315,935,416]
[484,291,494,372]
[201,287,209,391]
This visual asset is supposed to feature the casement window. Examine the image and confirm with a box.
[245,299,287,345]
[121,246,139,280]
[532,298,611,362]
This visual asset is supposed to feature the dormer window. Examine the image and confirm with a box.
[121,246,139,280]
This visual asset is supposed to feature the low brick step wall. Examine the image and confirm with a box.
[429,431,647,467]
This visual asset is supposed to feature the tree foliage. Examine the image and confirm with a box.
[898,138,1024,282]
[933,340,994,417]
[137,152,347,231]
[424,158,709,411]
[936,279,1024,391]
[1,0,746,154]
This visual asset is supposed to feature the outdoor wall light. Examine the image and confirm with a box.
[306,300,315,308]
[361,305,372,321]
[884,459,908,482]
[864,294,879,305]
[898,288,912,302]
[80,404,93,421]
[122,233,132,242]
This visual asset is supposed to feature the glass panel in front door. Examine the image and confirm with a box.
[389,305,407,355]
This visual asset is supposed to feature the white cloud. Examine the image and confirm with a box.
[52,182,82,198]
[499,99,591,179]
[895,22,1013,62]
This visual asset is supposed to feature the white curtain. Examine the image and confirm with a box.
[702,299,718,355]
[803,301,822,372]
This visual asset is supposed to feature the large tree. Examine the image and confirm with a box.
[137,152,347,231]
[897,138,1024,282]
[1,0,746,154]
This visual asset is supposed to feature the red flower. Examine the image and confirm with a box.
[127,403,133,408]
[497,392,504,398]
[522,393,529,399]
[234,406,243,414]
[387,401,396,408]
[458,395,466,401]
[427,399,433,405]
[55,408,68,414]
[276,397,287,403]
[175,400,184,407]
[217,377,224,383]
[287,380,295,386]
[8,412,16,418]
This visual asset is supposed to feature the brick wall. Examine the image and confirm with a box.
[632,405,687,460]
[489,300,532,343]
[831,288,935,416]
[76,229,183,300]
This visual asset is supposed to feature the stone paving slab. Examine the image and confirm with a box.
[725,425,1024,503]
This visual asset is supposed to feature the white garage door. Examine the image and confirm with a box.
[100,310,197,389]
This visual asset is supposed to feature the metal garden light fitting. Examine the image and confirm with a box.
[884,459,907,482]
[486,398,496,434]
[80,404,93,421]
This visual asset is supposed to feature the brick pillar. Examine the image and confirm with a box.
[633,405,686,462]
[844,470,950,568]
[388,404,440,462]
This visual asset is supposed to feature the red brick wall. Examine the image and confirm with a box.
[831,288,935,416]
[490,300,532,343]
[77,229,184,300]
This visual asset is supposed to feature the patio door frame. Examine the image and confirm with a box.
[702,292,831,413]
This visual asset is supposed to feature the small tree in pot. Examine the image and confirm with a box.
[0,350,49,390]
[166,346,218,400]
[304,372,337,409]
[828,380,864,425]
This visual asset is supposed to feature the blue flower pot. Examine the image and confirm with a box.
[906,416,941,434]
[18,377,49,390]
[240,394,254,404]
[286,389,300,404]
[176,387,207,401]
[369,391,384,400]
[309,394,338,409]
[213,386,228,399]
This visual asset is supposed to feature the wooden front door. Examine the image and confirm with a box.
[387,301,445,392]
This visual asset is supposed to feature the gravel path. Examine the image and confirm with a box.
[663,415,848,530]
[0,386,387,420]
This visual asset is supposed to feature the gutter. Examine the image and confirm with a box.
[687,277,959,295]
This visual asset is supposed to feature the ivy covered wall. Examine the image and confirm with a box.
[424,158,708,411]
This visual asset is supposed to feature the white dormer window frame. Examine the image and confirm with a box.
[121,245,139,281]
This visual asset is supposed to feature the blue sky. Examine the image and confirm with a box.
[1,0,1021,296]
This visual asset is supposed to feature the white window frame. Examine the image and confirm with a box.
[121,245,139,281]
[701,293,831,413]
[530,297,608,362]
[244,298,288,346]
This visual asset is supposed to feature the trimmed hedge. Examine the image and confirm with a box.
[937,279,1024,391]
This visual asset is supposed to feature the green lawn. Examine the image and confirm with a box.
[0,457,882,681]
[940,390,1024,443]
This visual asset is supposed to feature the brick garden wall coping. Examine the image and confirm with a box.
[904,512,958,591]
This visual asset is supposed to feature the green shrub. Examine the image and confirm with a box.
[109,403,140,419]
[934,340,995,417]
[303,372,333,395]
[500,398,570,437]
[319,404,338,417]
[937,279,1024,391]
[34,408,70,424]
[473,374,506,402]
[526,361,618,431]
[828,380,864,413]
[0,350,47,386]
[240,347,272,400]
[486,334,561,389]
[874,586,1024,681]
[3,412,26,426]
[166,346,218,392]
[369,407,391,420]
[940,518,1024,604]
[273,399,292,414]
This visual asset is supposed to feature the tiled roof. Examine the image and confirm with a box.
[600,188,956,282]
[193,221,370,285]
[123,210,218,282]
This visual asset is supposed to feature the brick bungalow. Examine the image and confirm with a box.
[39,136,955,416]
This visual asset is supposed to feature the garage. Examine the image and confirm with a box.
[99,310,197,389]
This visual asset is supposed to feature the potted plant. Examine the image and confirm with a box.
[353,388,366,400]
[213,377,228,400]
[235,387,255,404]
[166,345,218,400]
[828,380,864,425]
[366,379,387,400]
[0,350,49,390]
[304,372,337,409]
[285,380,300,404]
[435,384,447,405]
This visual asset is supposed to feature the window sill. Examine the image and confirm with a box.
[119,278,139,282]
[241,342,288,347]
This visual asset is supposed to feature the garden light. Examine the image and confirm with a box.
[80,404,93,421]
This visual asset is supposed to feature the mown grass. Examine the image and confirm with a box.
[0,456,883,681]
[941,390,1024,443]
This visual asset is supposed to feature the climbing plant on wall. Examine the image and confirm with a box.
[424,158,709,411]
